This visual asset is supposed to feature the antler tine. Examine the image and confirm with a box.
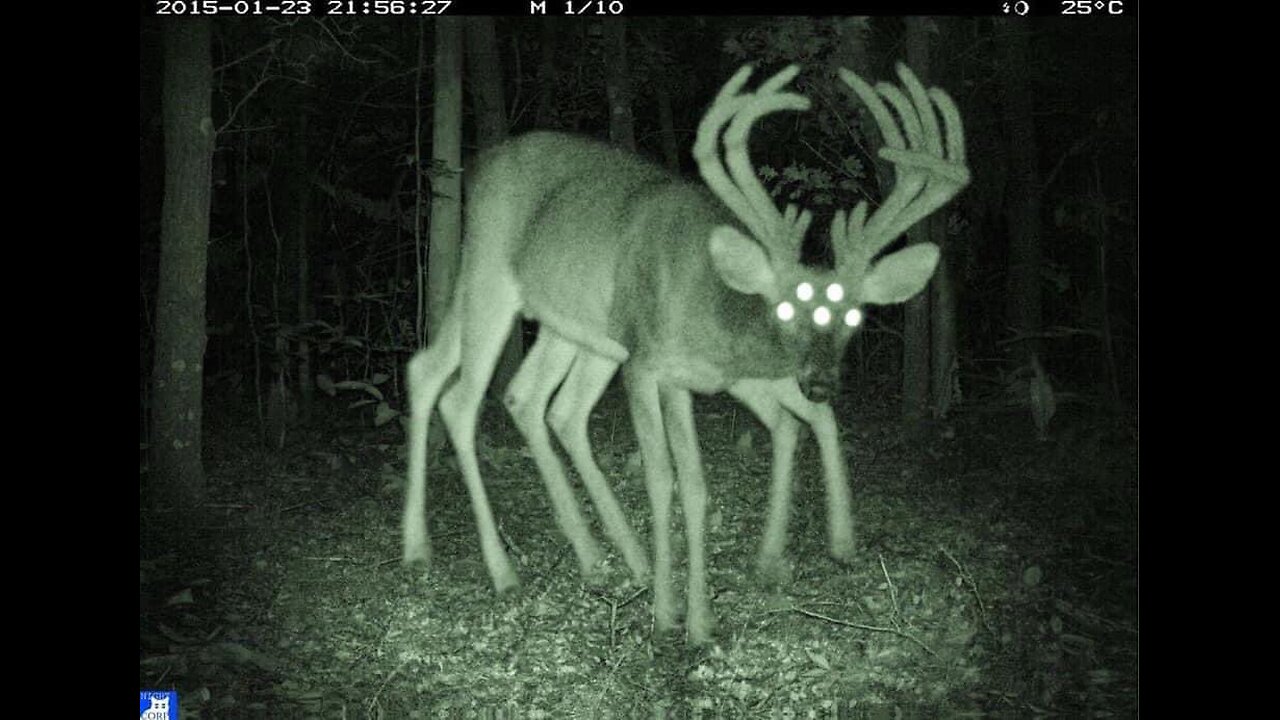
[829,202,869,253]
[897,63,943,158]
[862,81,929,242]
[832,67,922,270]
[833,64,970,278]
[869,69,970,241]
[781,203,814,255]
[695,64,811,258]
[723,68,810,259]
[930,87,969,173]
[694,66,762,237]
[830,209,848,250]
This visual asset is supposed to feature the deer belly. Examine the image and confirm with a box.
[516,263,629,363]
[639,355,731,394]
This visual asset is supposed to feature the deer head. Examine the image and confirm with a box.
[681,63,970,402]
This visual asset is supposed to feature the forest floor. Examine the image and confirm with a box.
[140,382,1137,718]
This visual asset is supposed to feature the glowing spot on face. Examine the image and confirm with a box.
[813,306,832,327]
[777,302,795,322]
[796,282,814,302]
[844,307,863,327]
[826,283,844,302]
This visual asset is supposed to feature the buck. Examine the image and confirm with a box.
[402,63,968,644]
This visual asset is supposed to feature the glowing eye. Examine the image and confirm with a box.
[776,302,795,322]
[813,306,832,327]
[795,283,814,302]
[826,283,844,302]
[844,308,863,327]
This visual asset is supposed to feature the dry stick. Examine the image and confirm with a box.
[592,618,641,716]
[496,520,524,564]
[878,554,901,619]
[788,554,937,658]
[940,546,995,637]
[240,137,266,445]
[1084,548,1129,568]
[281,499,327,514]
[217,67,278,136]
[750,685,781,714]
[585,586,646,716]
[589,587,648,649]
[788,605,938,659]
[879,555,936,654]
[314,17,375,66]
[412,22,426,347]
[212,39,278,74]
[369,658,408,715]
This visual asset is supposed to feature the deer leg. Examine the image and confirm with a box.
[437,278,522,594]
[402,300,462,569]
[775,380,856,563]
[728,379,801,585]
[624,369,679,634]
[548,350,649,581]
[660,385,715,645]
[504,330,607,581]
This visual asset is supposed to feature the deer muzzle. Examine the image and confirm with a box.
[798,367,840,404]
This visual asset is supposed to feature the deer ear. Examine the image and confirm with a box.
[708,226,777,296]
[861,243,941,305]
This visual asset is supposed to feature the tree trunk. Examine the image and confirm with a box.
[466,17,524,392]
[467,18,507,149]
[290,112,313,421]
[428,18,463,340]
[152,17,212,516]
[930,216,957,419]
[605,20,635,151]
[900,17,933,428]
[1000,21,1044,364]
[929,19,959,420]
[535,18,557,127]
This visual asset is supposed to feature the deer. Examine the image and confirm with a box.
[401,62,968,644]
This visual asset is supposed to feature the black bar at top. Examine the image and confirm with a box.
[493,0,1081,16]
[146,0,1137,18]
